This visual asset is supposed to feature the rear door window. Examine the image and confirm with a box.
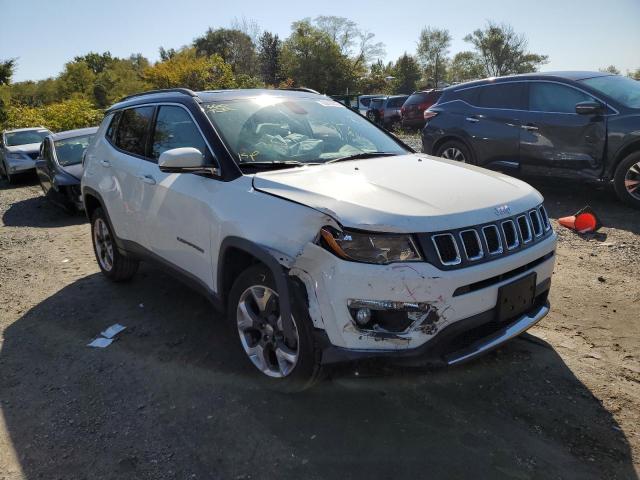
[151,105,209,160]
[529,82,594,113]
[475,83,527,110]
[114,106,155,157]
[387,97,408,108]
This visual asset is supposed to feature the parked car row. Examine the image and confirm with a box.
[1,126,98,212]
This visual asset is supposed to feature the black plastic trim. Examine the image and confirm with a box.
[217,237,296,341]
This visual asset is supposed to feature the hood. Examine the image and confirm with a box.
[60,163,83,180]
[6,143,41,155]
[252,154,543,232]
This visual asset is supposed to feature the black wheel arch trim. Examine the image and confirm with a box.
[610,139,640,180]
[218,236,297,343]
[81,186,127,252]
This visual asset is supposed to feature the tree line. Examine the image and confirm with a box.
[1,16,638,131]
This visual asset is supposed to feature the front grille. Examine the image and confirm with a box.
[417,204,553,270]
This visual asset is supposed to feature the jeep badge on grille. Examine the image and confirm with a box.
[495,205,511,216]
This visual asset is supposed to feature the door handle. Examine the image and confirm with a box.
[137,174,156,185]
[521,124,539,131]
[100,159,111,167]
[465,116,479,123]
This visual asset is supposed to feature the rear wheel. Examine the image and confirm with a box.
[436,140,474,165]
[90,207,139,281]
[614,152,640,209]
[228,264,323,391]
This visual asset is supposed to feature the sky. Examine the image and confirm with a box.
[1,0,639,82]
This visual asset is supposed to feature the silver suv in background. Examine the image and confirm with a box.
[0,127,52,184]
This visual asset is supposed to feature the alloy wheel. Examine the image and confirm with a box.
[624,161,640,200]
[441,147,466,163]
[93,218,114,271]
[236,285,299,378]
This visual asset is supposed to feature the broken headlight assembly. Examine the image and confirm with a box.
[318,226,422,264]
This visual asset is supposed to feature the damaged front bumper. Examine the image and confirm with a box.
[290,232,556,365]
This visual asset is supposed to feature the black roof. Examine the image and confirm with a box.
[108,88,325,112]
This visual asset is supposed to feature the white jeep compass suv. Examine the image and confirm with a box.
[82,88,556,389]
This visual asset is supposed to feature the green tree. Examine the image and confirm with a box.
[417,27,451,88]
[600,65,620,75]
[143,48,235,90]
[0,58,16,85]
[159,47,177,61]
[448,51,485,83]
[58,61,96,99]
[257,31,282,85]
[391,54,421,94]
[464,22,548,77]
[629,68,640,80]
[281,20,354,94]
[73,52,114,74]
[193,28,256,75]
[357,59,395,94]
[93,58,149,108]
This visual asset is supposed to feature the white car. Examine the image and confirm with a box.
[1,127,52,183]
[81,88,557,389]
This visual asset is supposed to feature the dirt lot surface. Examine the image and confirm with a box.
[0,171,639,480]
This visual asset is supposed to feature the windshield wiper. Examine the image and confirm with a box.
[239,161,307,169]
[325,152,399,164]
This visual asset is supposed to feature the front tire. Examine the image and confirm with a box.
[436,140,474,165]
[613,152,640,209]
[228,264,323,391]
[90,207,139,281]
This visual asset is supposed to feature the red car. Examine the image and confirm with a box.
[401,90,443,129]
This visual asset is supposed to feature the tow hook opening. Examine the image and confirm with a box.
[347,299,439,334]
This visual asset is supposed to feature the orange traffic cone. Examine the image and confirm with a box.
[558,206,601,233]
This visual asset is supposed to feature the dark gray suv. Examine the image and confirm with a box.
[422,72,640,208]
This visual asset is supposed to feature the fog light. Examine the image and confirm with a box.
[355,307,372,326]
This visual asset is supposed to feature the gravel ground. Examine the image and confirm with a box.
[0,169,639,480]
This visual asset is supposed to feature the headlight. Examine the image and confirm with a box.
[319,226,422,264]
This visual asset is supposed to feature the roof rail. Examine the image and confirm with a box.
[277,87,321,95]
[117,88,199,103]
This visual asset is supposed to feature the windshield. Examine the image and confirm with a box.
[5,129,50,147]
[203,96,407,165]
[579,75,640,109]
[54,134,95,166]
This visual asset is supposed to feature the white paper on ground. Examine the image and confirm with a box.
[101,323,126,339]
[87,337,113,348]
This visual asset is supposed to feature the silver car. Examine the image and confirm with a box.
[0,127,52,184]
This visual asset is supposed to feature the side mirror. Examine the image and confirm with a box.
[575,101,604,115]
[158,147,218,175]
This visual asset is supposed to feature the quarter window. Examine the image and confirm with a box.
[151,106,208,160]
[529,82,593,113]
[114,107,154,157]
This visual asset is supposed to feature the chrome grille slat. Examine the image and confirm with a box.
[501,220,520,250]
[538,206,551,231]
[482,225,503,255]
[529,209,543,237]
[431,233,461,266]
[517,215,532,244]
[459,229,484,261]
